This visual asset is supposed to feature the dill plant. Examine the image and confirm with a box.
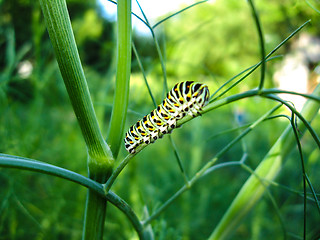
[0,0,320,239]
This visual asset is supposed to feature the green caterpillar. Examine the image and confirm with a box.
[124,81,210,154]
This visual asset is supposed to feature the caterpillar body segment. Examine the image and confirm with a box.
[124,81,210,154]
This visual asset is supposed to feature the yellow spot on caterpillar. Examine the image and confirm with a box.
[123,81,210,154]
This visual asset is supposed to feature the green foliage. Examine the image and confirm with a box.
[1,0,320,239]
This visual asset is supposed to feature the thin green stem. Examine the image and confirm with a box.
[209,84,320,240]
[106,0,209,34]
[263,94,320,149]
[211,20,310,102]
[169,135,189,184]
[239,163,287,239]
[0,154,103,193]
[209,56,281,100]
[143,104,282,225]
[0,154,145,239]
[290,112,307,239]
[132,41,157,107]
[142,182,188,226]
[135,0,168,92]
[262,88,320,102]
[134,0,188,184]
[207,88,320,121]
[306,0,320,14]
[129,87,320,155]
[247,0,266,90]
[152,0,209,28]
[205,114,290,142]
[305,174,320,213]
[107,0,132,159]
[106,0,149,27]
[104,153,134,191]
[263,176,320,201]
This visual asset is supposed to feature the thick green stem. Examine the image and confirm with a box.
[39,1,114,239]
[107,0,132,159]
[39,0,113,170]
[83,190,107,240]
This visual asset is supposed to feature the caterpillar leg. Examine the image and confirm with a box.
[143,135,152,145]
[150,130,159,141]
[167,118,177,129]
[124,81,210,154]
[129,148,136,154]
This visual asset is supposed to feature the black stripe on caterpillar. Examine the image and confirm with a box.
[124,81,210,154]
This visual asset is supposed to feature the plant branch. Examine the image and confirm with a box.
[210,20,310,102]
[0,154,147,239]
[208,84,320,240]
[247,0,266,90]
[143,104,282,225]
[130,86,320,155]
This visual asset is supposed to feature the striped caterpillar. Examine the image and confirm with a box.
[124,81,210,154]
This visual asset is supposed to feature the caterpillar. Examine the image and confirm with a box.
[124,81,210,154]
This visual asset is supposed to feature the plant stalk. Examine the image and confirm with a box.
[39,0,114,239]
[107,0,132,159]
[39,0,113,169]
[209,83,320,240]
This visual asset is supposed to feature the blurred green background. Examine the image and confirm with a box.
[1,0,320,239]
